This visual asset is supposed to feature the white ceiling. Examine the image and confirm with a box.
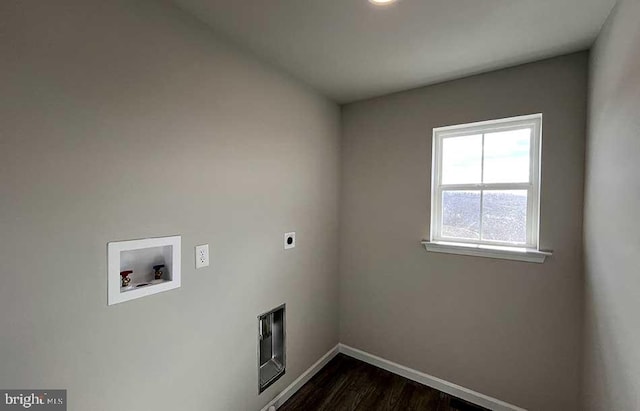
[173,0,616,103]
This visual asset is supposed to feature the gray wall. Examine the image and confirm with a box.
[0,1,340,410]
[340,53,588,411]
[583,0,640,409]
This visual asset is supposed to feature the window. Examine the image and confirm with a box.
[430,114,542,252]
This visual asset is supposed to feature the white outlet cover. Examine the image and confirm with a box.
[195,244,209,269]
[284,232,296,250]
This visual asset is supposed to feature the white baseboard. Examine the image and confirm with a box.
[338,344,527,411]
[260,344,340,411]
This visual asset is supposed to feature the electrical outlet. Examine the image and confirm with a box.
[195,244,209,269]
[284,232,296,250]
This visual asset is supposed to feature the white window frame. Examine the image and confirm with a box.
[430,114,543,251]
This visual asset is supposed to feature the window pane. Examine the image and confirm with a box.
[442,191,480,240]
[481,190,527,244]
[442,134,482,184]
[483,128,531,183]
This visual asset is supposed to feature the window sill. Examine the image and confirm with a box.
[421,241,552,263]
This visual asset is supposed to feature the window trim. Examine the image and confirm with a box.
[430,114,543,251]
[421,240,551,263]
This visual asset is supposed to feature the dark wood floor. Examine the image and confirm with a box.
[279,354,489,411]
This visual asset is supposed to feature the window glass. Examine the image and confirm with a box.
[483,128,531,183]
[442,191,481,240]
[481,190,528,244]
[442,134,482,184]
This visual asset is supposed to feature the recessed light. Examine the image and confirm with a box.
[369,0,398,5]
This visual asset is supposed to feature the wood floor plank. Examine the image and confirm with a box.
[279,355,354,411]
[353,367,406,411]
[276,354,490,411]
[321,360,378,411]
[391,381,441,411]
[436,392,451,411]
